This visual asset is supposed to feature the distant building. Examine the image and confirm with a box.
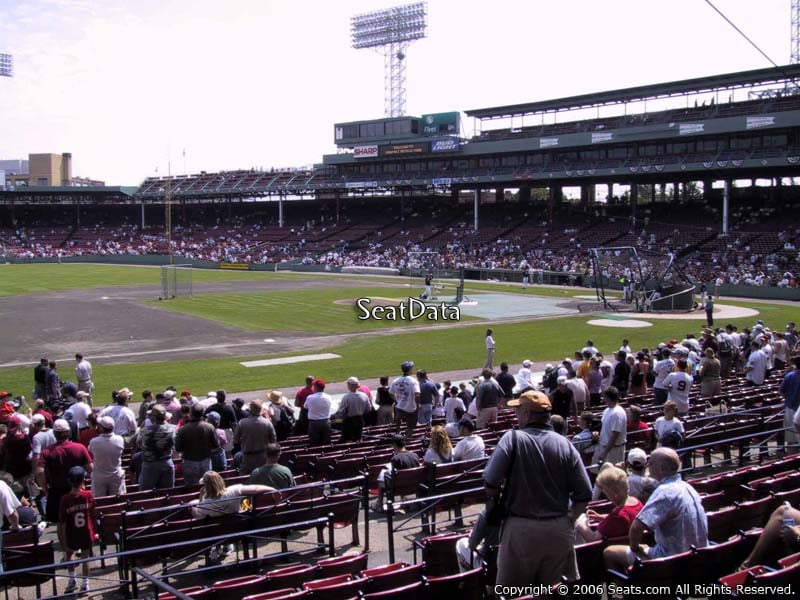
[0,153,104,188]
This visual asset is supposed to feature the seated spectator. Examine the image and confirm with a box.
[452,417,485,461]
[654,401,685,448]
[550,414,567,435]
[0,473,26,530]
[249,443,295,489]
[371,435,420,513]
[626,405,650,434]
[625,448,657,502]
[575,464,643,543]
[444,386,466,424]
[603,448,708,571]
[571,411,597,459]
[455,506,500,571]
[423,425,453,464]
[740,502,800,569]
[192,471,275,519]
[445,407,465,438]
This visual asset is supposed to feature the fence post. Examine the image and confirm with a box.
[362,475,370,553]
[386,500,395,563]
[327,513,335,557]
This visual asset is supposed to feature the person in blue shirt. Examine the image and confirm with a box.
[781,356,800,452]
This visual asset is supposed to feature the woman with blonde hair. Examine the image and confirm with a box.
[192,471,275,519]
[423,425,453,464]
[575,463,643,543]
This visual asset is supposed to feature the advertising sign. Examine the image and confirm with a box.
[421,112,460,135]
[679,123,705,136]
[746,116,775,130]
[431,139,460,153]
[539,137,559,148]
[380,142,429,157]
[591,132,614,144]
[353,145,379,158]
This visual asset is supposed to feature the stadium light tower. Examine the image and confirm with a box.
[793,0,800,64]
[351,2,427,118]
[0,53,12,78]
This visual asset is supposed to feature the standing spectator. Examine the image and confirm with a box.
[496,362,516,405]
[100,388,138,447]
[138,390,156,427]
[69,392,92,430]
[204,390,237,452]
[234,399,277,475]
[565,372,588,414]
[773,332,790,371]
[390,361,420,439]
[46,361,62,413]
[474,369,502,429]
[375,376,395,426]
[249,443,295,489]
[58,466,95,595]
[705,296,715,327]
[0,417,33,498]
[293,375,314,435]
[516,359,535,394]
[33,358,48,401]
[161,390,182,425]
[267,390,295,442]
[452,418,485,461]
[628,352,650,397]
[550,376,576,421]
[32,399,54,428]
[304,381,332,447]
[652,348,675,406]
[782,356,800,451]
[74,353,93,395]
[416,370,438,426]
[699,348,722,400]
[744,341,767,385]
[79,412,101,448]
[138,405,175,490]
[87,416,126,497]
[604,448,708,571]
[612,351,631,398]
[0,476,25,531]
[593,387,627,466]
[663,359,693,415]
[587,359,604,406]
[484,328,496,370]
[484,391,592,588]
[337,377,371,441]
[444,386,466,424]
[42,419,92,523]
[175,405,219,485]
[205,412,228,472]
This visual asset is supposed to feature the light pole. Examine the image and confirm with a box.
[351,2,427,118]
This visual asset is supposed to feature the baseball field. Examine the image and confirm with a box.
[0,263,790,400]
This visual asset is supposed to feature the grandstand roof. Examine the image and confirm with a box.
[464,64,800,120]
[1,185,138,196]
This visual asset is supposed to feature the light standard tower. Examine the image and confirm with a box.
[0,53,12,78]
[351,2,427,118]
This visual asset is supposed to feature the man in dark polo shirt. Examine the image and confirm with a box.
[33,358,49,401]
[249,444,295,489]
[484,391,591,588]
[175,405,219,485]
[416,370,438,426]
[42,419,93,523]
[495,362,516,405]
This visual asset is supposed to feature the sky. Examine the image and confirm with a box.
[0,0,792,185]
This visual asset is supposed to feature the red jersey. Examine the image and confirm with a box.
[295,386,313,409]
[43,441,92,492]
[59,490,96,550]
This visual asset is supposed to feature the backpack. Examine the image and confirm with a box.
[718,334,733,356]
[631,365,645,386]
[646,367,656,387]
[545,369,559,391]
[274,405,295,441]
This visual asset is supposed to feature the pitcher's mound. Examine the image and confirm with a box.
[588,318,653,328]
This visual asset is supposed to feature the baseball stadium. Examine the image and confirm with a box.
[2,1,800,598]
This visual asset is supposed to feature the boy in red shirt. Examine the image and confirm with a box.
[58,466,95,594]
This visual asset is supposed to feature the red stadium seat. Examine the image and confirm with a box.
[315,552,369,578]
[425,566,484,600]
[212,575,267,600]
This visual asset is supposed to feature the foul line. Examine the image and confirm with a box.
[240,353,341,368]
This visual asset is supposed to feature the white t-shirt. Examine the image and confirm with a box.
[654,416,685,446]
[746,349,768,385]
[516,367,534,391]
[68,401,92,429]
[600,360,613,391]
[452,434,485,461]
[194,484,248,518]
[444,397,466,423]
[486,335,496,350]
[0,480,21,518]
[653,358,675,390]
[565,378,588,408]
[598,404,627,448]
[663,371,693,413]
[305,392,332,420]
[389,375,420,413]
[100,404,137,436]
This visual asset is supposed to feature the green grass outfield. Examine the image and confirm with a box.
[0,264,795,398]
